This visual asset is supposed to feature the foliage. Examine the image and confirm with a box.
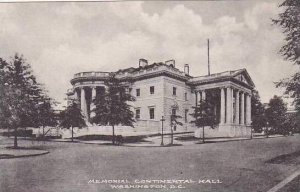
[36,98,58,128]
[60,99,86,142]
[283,112,299,134]
[190,99,218,129]
[273,0,300,117]
[0,54,50,147]
[169,105,183,145]
[273,0,300,65]
[60,100,86,129]
[91,73,135,144]
[251,90,267,132]
[265,95,288,135]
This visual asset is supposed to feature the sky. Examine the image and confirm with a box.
[0,0,297,108]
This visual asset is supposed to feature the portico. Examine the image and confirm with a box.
[191,70,254,137]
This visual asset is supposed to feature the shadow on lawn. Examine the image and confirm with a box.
[266,150,300,165]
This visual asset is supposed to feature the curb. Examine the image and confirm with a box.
[0,150,49,159]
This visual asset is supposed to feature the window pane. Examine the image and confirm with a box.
[136,89,140,96]
[173,87,177,95]
[135,109,140,119]
[150,86,154,94]
[149,108,155,119]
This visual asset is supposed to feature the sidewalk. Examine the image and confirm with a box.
[0,148,49,159]
[0,136,49,159]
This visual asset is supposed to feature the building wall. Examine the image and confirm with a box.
[130,76,164,132]
[162,76,195,132]
[130,76,196,132]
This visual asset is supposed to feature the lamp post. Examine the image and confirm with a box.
[160,116,165,146]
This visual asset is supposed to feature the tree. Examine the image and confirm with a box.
[251,90,267,133]
[60,100,86,142]
[36,97,58,140]
[170,106,183,145]
[0,54,44,148]
[265,95,288,135]
[273,0,300,119]
[91,73,135,145]
[190,99,218,143]
[273,0,300,65]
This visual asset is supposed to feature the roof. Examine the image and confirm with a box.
[189,68,255,87]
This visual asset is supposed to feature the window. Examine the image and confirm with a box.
[129,88,132,93]
[149,107,155,119]
[150,86,155,94]
[136,88,140,97]
[185,109,189,123]
[173,87,177,96]
[172,108,176,115]
[184,92,188,101]
[135,109,140,120]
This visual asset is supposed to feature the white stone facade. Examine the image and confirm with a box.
[67,59,255,137]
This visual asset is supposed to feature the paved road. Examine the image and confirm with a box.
[0,135,300,192]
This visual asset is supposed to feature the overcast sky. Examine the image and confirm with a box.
[0,0,297,108]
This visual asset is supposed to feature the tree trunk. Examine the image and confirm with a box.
[14,126,18,148]
[43,125,45,144]
[202,126,205,143]
[171,126,173,145]
[112,125,115,145]
[71,126,74,142]
[266,127,269,138]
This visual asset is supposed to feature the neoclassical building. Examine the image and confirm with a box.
[67,59,254,137]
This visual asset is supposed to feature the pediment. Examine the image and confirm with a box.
[233,70,255,87]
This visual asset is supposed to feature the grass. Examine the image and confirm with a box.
[266,150,300,165]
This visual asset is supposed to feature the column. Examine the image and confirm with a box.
[74,88,79,101]
[220,88,225,124]
[81,87,87,119]
[202,90,206,101]
[246,94,252,125]
[240,92,245,125]
[198,91,201,104]
[226,86,232,124]
[90,87,97,118]
[235,90,240,124]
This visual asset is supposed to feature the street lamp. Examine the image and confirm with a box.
[160,116,165,146]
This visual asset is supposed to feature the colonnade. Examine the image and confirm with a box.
[75,86,104,120]
[195,86,251,126]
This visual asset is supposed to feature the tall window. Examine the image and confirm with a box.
[135,109,140,120]
[150,86,155,94]
[185,109,189,123]
[136,88,140,97]
[173,87,177,96]
[172,108,176,115]
[184,92,188,101]
[149,107,155,119]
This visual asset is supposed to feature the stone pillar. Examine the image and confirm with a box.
[226,87,233,124]
[235,90,240,124]
[220,88,225,124]
[90,87,97,118]
[74,88,79,101]
[198,91,201,104]
[202,90,206,101]
[246,94,252,125]
[240,92,245,125]
[80,87,87,119]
